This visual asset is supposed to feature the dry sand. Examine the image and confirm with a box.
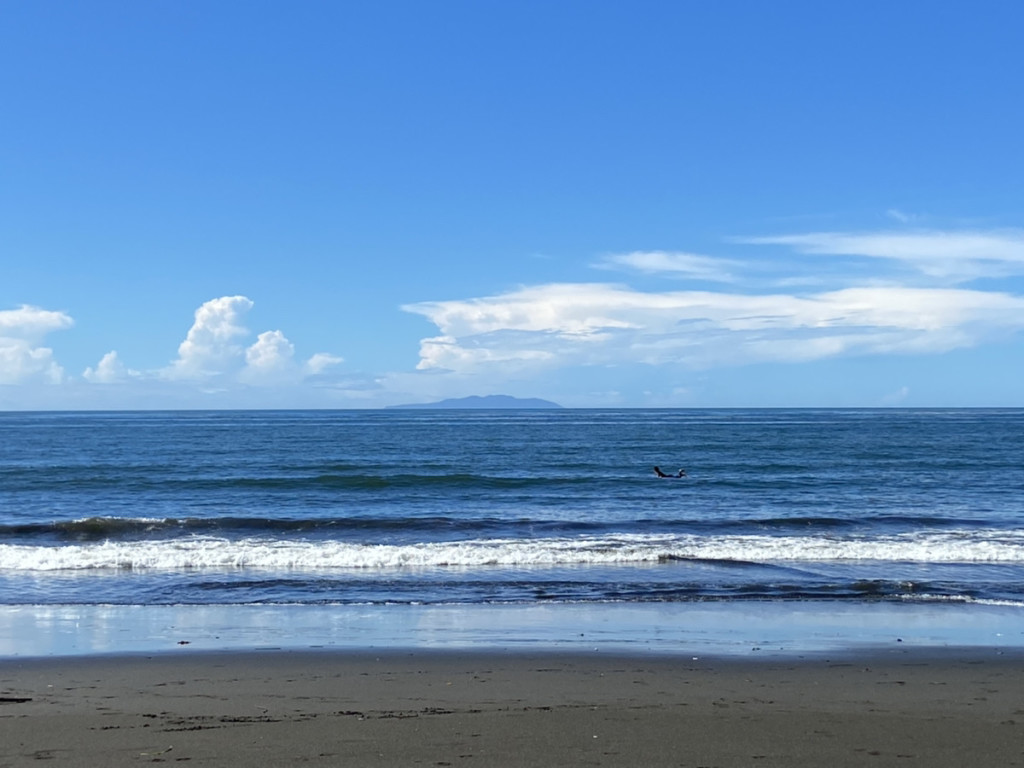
[2,647,1023,767]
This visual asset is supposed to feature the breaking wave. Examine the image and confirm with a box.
[5,530,1024,572]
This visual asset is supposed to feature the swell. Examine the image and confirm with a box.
[0,513,994,543]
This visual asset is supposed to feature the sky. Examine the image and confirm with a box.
[2,0,1023,409]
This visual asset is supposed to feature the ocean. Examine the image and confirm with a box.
[2,408,1024,655]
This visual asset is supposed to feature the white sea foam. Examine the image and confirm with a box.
[898,593,1024,608]
[3,530,1024,571]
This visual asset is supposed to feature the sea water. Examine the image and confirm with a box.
[2,409,1023,655]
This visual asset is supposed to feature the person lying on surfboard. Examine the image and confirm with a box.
[653,466,686,478]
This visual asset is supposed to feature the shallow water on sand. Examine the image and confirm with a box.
[4,601,1024,658]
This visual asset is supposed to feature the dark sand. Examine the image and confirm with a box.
[2,648,1023,767]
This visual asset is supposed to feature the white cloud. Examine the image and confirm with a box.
[239,330,302,385]
[0,305,72,385]
[83,351,138,383]
[0,305,74,341]
[5,224,1023,408]
[738,229,1024,282]
[404,282,1024,373]
[886,209,919,224]
[166,295,254,379]
[245,330,294,371]
[395,226,1024,401]
[1,295,347,406]
[596,251,740,282]
[406,283,647,339]
[157,296,345,389]
[0,341,65,385]
[305,352,344,375]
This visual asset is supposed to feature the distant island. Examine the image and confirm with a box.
[387,395,563,410]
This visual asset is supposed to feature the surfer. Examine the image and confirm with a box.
[654,466,686,478]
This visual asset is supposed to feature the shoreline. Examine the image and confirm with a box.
[3,600,1024,659]
[3,646,1023,766]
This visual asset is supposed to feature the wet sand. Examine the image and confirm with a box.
[2,647,1023,767]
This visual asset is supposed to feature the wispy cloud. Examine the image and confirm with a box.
[403,226,1024,383]
[595,251,740,282]
[736,229,1024,282]
[886,209,921,224]
[305,352,345,376]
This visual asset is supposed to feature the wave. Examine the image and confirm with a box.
[0,471,598,493]
[0,515,511,540]
[897,594,1024,608]
[0,515,632,542]
[4,530,1024,572]
[1,512,989,542]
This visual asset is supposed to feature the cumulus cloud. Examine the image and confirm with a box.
[160,295,347,389]
[239,330,304,385]
[245,329,294,371]
[83,351,138,383]
[0,305,73,385]
[2,295,345,406]
[166,296,254,379]
[0,342,65,385]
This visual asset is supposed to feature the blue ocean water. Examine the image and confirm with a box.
[2,409,1023,610]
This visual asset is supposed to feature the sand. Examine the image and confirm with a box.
[2,647,1023,767]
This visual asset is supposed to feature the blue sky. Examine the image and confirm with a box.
[3,0,1023,409]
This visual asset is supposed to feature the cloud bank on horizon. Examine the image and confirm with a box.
[3,226,1024,409]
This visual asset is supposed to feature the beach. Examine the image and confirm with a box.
[2,647,1022,767]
